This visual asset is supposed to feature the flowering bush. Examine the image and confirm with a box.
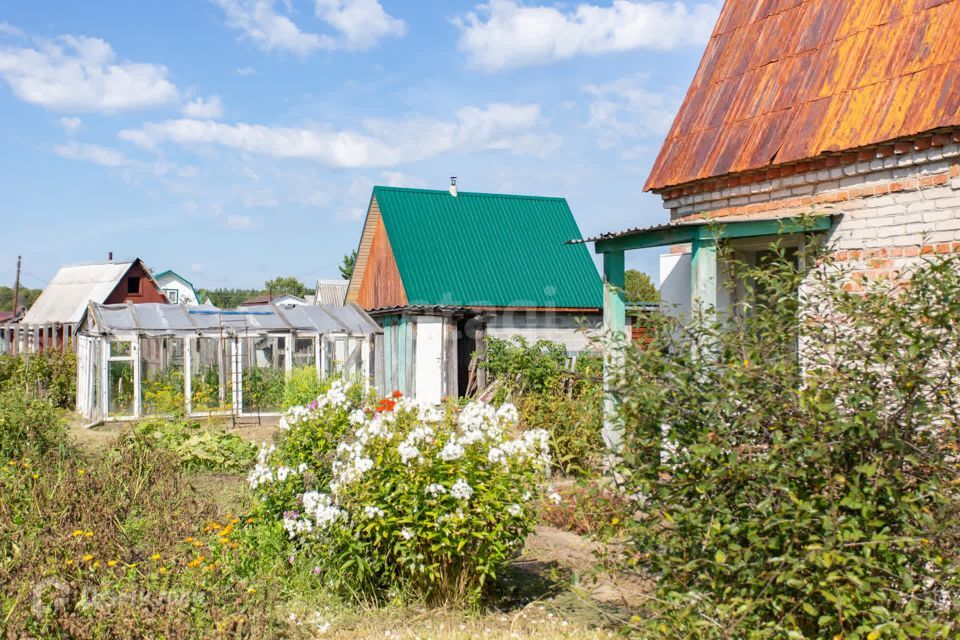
[249,383,553,606]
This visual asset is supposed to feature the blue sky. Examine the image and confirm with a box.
[0,0,719,291]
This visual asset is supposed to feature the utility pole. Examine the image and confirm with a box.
[12,255,21,316]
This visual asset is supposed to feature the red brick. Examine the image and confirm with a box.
[903,246,921,257]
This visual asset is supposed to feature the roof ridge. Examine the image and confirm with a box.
[372,185,566,202]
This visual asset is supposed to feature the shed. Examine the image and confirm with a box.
[315,279,348,306]
[75,302,380,423]
[23,258,167,327]
[346,185,602,402]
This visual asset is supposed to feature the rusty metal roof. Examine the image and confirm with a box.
[645,0,960,192]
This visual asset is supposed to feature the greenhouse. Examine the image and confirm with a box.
[75,302,381,423]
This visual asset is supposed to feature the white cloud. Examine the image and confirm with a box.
[59,116,82,134]
[190,263,206,273]
[211,0,405,55]
[182,95,225,118]
[455,0,719,72]
[236,65,256,75]
[581,74,678,147]
[313,0,406,50]
[213,0,327,56]
[225,214,256,229]
[0,22,24,38]
[242,188,279,207]
[119,102,557,168]
[0,34,178,112]
[380,171,426,188]
[54,141,132,167]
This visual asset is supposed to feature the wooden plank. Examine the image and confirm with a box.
[691,237,718,318]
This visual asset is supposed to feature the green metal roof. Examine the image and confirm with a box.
[372,186,602,308]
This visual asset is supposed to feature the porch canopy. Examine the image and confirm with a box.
[573,213,834,448]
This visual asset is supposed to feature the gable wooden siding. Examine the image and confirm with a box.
[347,196,408,310]
[103,261,168,305]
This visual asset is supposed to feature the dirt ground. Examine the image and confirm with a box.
[65,415,644,638]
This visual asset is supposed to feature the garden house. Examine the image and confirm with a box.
[154,269,203,305]
[74,301,381,423]
[345,184,602,404]
[582,0,960,446]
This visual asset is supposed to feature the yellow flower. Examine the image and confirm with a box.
[92,561,100,569]
[185,536,195,543]
[158,567,167,574]
[107,560,118,567]
[65,559,74,566]
[84,531,93,538]
[867,631,881,640]
[151,553,161,561]
[82,554,93,562]
[127,563,138,568]
[71,529,84,537]
[245,517,255,524]
[231,518,240,525]
[247,587,256,594]
[77,469,85,475]
[193,541,204,548]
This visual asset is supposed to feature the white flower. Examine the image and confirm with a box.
[451,478,473,501]
[400,527,414,540]
[425,483,447,497]
[283,516,313,539]
[398,442,420,464]
[276,466,291,482]
[507,504,522,517]
[548,491,562,505]
[302,491,343,530]
[364,505,385,519]
[439,439,464,462]
[349,409,367,425]
[496,403,519,426]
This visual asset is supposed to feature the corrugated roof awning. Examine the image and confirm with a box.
[573,213,836,254]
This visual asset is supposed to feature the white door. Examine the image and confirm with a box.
[414,316,443,404]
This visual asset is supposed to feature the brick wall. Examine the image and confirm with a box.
[659,143,960,291]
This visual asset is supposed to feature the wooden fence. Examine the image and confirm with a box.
[0,323,76,356]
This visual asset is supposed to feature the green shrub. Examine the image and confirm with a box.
[126,418,256,472]
[0,348,77,409]
[481,337,604,476]
[0,388,65,460]
[611,247,960,639]
[282,365,331,409]
[141,367,186,417]
[250,383,553,606]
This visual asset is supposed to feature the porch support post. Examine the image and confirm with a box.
[691,236,718,321]
[601,249,626,453]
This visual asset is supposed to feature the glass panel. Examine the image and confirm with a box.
[91,339,101,418]
[343,338,364,378]
[140,337,185,416]
[293,337,316,368]
[110,341,132,358]
[108,360,134,416]
[242,336,286,413]
[190,337,233,413]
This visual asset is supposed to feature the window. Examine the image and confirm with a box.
[127,276,141,294]
[163,288,179,304]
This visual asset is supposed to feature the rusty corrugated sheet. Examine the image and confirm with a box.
[645,0,960,191]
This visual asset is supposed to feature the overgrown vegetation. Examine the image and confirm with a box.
[480,337,603,476]
[609,244,960,639]
[124,418,256,472]
[0,348,77,409]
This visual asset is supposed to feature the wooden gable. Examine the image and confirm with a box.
[345,195,407,310]
[104,260,168,305]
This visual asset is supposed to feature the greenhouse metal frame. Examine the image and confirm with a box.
[75,302,381,424]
